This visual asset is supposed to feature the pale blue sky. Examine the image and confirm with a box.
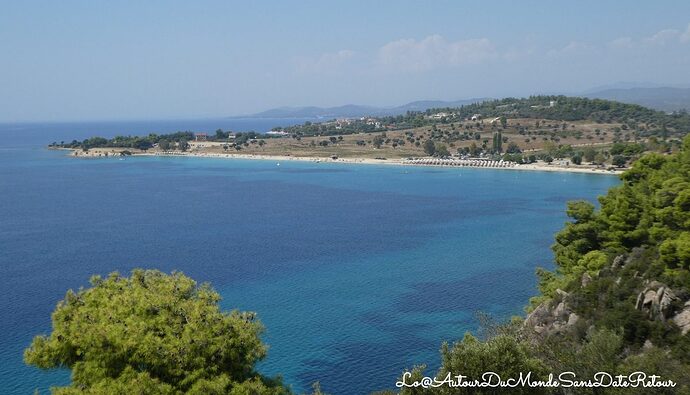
[2,1,690,121]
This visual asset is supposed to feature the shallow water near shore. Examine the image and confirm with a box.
[0,121,619,394]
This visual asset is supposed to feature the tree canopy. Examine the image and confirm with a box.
[25,270,289,394]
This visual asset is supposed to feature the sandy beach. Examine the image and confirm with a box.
[63,147,624,175]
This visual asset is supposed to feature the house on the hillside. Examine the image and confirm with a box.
[429,112,449,119]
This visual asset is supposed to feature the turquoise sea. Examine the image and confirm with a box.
[0,119,619,394]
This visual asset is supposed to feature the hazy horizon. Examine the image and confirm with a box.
[3,1,690,122]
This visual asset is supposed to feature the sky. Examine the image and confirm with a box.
[2,0,690,122]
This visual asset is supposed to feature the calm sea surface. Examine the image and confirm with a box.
[0,119,619,394]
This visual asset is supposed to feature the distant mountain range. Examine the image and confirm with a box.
[583,87,690,112]
[231,98,489,119]
[231,85,690,120]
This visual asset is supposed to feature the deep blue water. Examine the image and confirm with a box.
[0,119,619,394]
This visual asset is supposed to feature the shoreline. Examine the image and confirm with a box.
[60,148,624,176]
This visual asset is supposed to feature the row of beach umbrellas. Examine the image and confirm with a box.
[404,158,515,168]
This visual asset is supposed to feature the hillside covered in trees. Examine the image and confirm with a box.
[395,136,690,394]
[279,96,690,138]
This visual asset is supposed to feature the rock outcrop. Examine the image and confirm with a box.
[524,289,580,336]
[672,301,690,335]
[634,280,690,335]
[635,281,677,321]
[611,254,626,269]
[581,272,592,288]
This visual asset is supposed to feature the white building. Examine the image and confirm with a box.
[430,112,449,119]
[266,131,289,136]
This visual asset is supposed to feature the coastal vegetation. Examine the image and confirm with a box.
[397,136,690,394]
[50,131,196,152]
[52,97,690,169]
